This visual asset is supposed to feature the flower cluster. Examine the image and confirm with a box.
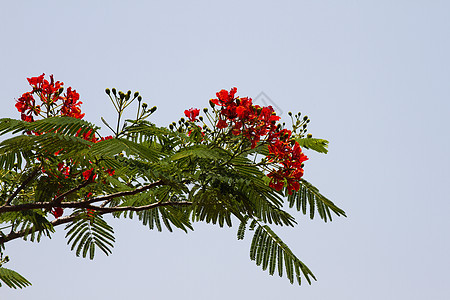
[267,130,308,194]
[16,74,115,219]
[211,87,281,148]
[209,88,308,194]
[15,73,84,122]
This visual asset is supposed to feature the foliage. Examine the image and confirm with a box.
[0,74,345,288]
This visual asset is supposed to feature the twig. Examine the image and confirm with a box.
[1,167,40,208]
[50,177,94,206]
[0,200,192,244]
[0,180,165,213]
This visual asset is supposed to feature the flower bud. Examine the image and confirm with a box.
[199,116,203,121]
[288,111,292,116]
[303,116,308,121]
[209,99,215,108]
[138,96,142,102]
[203,107,208,113]
[180,117,185,123]
[150,106,157,113]
[134,91,139,98]
[142,103,148,109]
[169,124,174,130]
[112,88,117,95]
[105,88,111,95]
[307,133,312,138]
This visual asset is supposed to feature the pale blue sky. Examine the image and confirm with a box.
[1,1,449,299]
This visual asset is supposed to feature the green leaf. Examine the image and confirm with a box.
[170,145,229,161]
[287,179,346,222]
[249,220,316,285]
[65,215,115,260]
[0,267,31,289]
[296,137,329,154]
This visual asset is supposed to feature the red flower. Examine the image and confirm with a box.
[18,74,85,122]
[211,87,238,106]
[267,171,285,191]
[27,74,45,87]
[82,168,97,181]
[216,119,228,129]
[100,135,113,141]
[15,92,41,122]
[51,207,64,218]
[184,108,200,122]
[61,87,84,119]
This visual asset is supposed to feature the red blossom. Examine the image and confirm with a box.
[61,87,84,119]
[208,87,308,193]
[82,168,97,181]
[17,74,85,122]
[15,92,41,122]
[51,207,64,218]
[27,74,45,87]
[184,108,200,122]
[211,87,238,106]
[216,119,228,129]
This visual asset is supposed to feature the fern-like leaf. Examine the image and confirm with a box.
[287,178,346,222]
[0,117,98,137]
[249,220,316,285]
[65,215,115,260]
[296,137,329,154]
[0,267,32,289]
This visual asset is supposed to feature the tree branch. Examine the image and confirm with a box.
[0,180,165,213]
[51,177,94,206]
[0,200,192,244]
[87,180,165,205]
[1,167,41,208]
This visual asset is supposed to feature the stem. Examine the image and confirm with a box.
[1,167,41,208]
[0,200,192,244]
[0,180,165,213]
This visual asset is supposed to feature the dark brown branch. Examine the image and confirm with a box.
[85,200,192,214]
[87,180,164,205]
[0,200,192,244]
[51,177,94,206]
[0,180,165,213]
[1,167,41,208]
